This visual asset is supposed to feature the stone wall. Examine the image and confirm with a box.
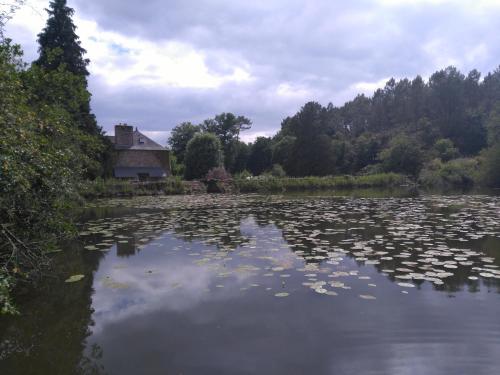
[115,150,170,174]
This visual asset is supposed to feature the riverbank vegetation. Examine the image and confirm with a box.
[234,173,409,193]
[0,0,110,313]
[79,177,185,199]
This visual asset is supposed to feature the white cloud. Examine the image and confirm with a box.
[276,82,312,99]
[351,77,391,95]
[422,38,460,69]
[79,19,253,88]
[5,0,253,89]
[240,130,276,143]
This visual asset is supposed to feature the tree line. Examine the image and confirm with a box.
[170,67,500,188]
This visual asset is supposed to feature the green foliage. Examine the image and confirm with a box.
[33,0,108,179]
[79,177,185,198]
[234,173,407,193]
[184,133,223,180]
[433,138,459,161]
[247,137,273,175]
[167,122,200,164]
[23,54,105,178]
[229,140,250,173]
[169,154,185,176]
[379,136,424,176]
[201,113,251,169]
[419,158,478,188]
[0,39,98,313]
[0,0,107,312]
[486,103,500,146]
[201,112,252,146]
[352,134,380,171]
[268,164,286,177]
[271,135,296,171]
[234,169,252,179]
[479,143,500,187]
[281,102,337,176]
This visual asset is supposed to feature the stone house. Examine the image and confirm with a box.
[107,124,170,180]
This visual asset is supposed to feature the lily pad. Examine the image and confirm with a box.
[65,274,84,283]
[274,292,289,297]
[359,294,376,300]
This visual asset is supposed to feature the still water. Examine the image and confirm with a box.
[1,192,500,375]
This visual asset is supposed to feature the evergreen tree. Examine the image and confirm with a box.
[35,0,89,76]
[34,0,111,178]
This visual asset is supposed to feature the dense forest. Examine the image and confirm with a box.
[170,69,500,188]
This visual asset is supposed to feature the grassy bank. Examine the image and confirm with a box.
[78,173,409,198]
[234,173,410,193]
[79,177,185,198]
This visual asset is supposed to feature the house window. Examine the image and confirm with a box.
[138,137,145,144]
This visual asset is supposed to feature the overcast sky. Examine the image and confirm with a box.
[4,0,500,143]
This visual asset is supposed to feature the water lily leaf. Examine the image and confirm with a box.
[359,294,376,300]
[65,274,84,283]
[274,292,289,297]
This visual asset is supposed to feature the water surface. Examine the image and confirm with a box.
[1,193,500,375]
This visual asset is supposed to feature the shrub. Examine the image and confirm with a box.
[433,139,459,162]
[379,136,424,176]
[419,158,478,188]
[234,170,252,179]
[79,177,185,198]
[479,143,500,187]
[268,164,286,177]
[206,167,232,181]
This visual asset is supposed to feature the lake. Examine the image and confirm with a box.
[1,192,500,375]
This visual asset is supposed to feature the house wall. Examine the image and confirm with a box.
[114,150,171,178]
[116,150,163,167]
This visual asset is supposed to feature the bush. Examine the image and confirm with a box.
[79,177,185,198]
[479,143,500,187]
[184,133,223,180]
[379,136,424,176]
[234,170,252,179]
[419,158,478,188]
[433,139,459,162]
[267,164,286,177]
[205,167,232,181]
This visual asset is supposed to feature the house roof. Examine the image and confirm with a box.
[113,130,166,151]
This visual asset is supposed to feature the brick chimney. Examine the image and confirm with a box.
[115,124,134,146]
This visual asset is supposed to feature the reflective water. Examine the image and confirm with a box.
[1,193,500,375]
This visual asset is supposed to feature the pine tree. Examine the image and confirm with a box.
[35,0,89,76]
[34,0,113,178]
